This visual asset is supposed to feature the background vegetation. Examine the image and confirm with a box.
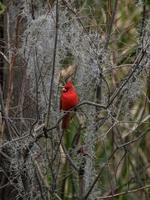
[0,0,150,199]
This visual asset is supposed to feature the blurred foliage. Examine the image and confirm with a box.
[0,2,6,15]
[2,0,150,199]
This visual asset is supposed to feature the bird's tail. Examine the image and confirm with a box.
[62,113,70,129]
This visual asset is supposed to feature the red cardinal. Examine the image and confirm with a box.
[60,81,79,129]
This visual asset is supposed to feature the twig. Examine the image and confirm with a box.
[34,100,106,133]
[45,0,59,128]
[97,184,150,199]
[0,51,9,64]
[104,0,119,50]
[139,0,146,50]
[0,86,11,140]
[118,128,150,148]
[61,142,78,171]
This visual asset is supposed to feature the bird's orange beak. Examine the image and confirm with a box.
[62,87,67,92]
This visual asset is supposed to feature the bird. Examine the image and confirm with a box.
[60,81,79,129]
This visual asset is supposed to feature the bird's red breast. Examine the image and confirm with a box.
[60,81,79,111]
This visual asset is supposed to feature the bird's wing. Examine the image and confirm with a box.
[60,93,62,111]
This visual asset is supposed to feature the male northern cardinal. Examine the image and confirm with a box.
[60,81,79,129]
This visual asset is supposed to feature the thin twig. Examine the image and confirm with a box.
[97,184,150,199]
[139,0,146,50]
[46,0,59,128]
[104,0,119,50]
[61,142,78,171]
[118,128,150,148]
[0,86,11,140]
[0,51,9,64]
